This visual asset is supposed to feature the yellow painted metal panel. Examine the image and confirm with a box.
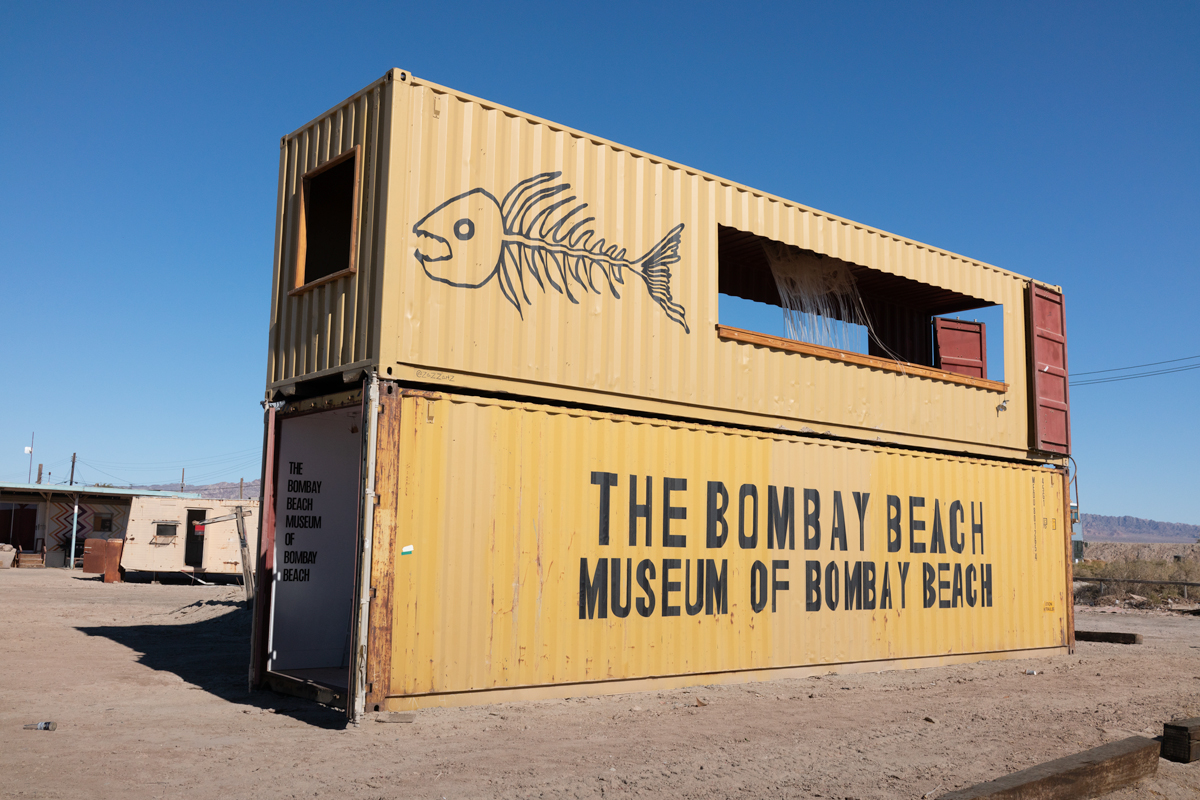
[385,390,1068,702]
[266,75,393,388]
[378,75,1035,456]
[272,72,1052,459]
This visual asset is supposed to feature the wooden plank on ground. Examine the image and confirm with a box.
[1074,630,1142,644]
[940,736,1159,799]
[1162,717,1200,763]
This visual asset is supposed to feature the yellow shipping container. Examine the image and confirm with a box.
[265,70,1072,462]
[252,384,1071,718]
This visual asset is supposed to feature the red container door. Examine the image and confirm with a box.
[1027,284,1071,454]
[933,318,987,379]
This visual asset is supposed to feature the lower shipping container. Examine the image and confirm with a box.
[251,381,1072,720]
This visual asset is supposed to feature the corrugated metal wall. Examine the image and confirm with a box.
[379,76,1031,457]
[266,75,393,387]
[267,72,1045,458]
[382,391,1067,706]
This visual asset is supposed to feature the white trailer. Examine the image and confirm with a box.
[121,497,259,578]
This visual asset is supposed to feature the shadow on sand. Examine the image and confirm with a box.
[76,601,347,729]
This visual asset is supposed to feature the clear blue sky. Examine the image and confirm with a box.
[2,1,1196,523]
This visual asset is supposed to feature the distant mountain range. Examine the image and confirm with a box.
[134,479,262,501]
[1081,513,1200,543]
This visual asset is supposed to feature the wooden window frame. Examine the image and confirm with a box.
[717,324,1008,393]
[289,145,362,296]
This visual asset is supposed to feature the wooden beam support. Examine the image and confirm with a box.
[941,736,1159,799]
[1074,630,1142,645]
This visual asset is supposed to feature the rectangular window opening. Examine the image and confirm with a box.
[717,225,1004,389]
[292,146,361,293]
[155,523,177,538]
[94,513,113,533]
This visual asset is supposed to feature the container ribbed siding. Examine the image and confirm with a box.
[373,390,1067,709]
[266,76,393,387]
[269,71,1051,461]
[384,77,1030,458]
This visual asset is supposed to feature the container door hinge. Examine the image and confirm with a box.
[370,586,377,600]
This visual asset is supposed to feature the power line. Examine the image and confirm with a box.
[1071,362,1200,387]
[76,456,262,488]
[1070,353,1200,377]
[84,447,261,468]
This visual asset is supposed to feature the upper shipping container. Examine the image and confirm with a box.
[266,70,1071,460]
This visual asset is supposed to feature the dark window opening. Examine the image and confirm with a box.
[717,225,1003,384]
[294,147,360,291]
[155,523,177,538]
[94,513,113,533]
[185,509,206,568]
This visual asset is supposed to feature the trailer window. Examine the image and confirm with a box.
[292,146,360,293]
[94,513,113,533]
[716,225,1005,389]
[155,523,177,538]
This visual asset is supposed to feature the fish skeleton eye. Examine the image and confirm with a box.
[454,218,475,241]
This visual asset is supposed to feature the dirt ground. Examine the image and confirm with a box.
[3,570,1199,799]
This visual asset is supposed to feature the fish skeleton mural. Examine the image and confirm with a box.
[412,172,690,333]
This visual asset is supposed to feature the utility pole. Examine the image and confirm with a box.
[36,464,42,484]
[69,492,80,569]
[68,451,79,569]
[239,477,243,500]
[26,433,34,482]
[181,468,185,493]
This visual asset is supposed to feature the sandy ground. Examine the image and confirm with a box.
[2,569,1199,799]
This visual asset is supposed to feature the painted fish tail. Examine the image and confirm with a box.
[634,224,689,333]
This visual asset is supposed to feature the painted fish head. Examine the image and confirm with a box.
[412,188,503,287]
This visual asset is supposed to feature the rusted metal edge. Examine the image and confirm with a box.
[379,645,1069,703]
[716,325,1009,393]
[278,388,364,417]
[364,387,402,711]
[249,406,278,690]
[267,360,376,398]
[1059,466,1074,653]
